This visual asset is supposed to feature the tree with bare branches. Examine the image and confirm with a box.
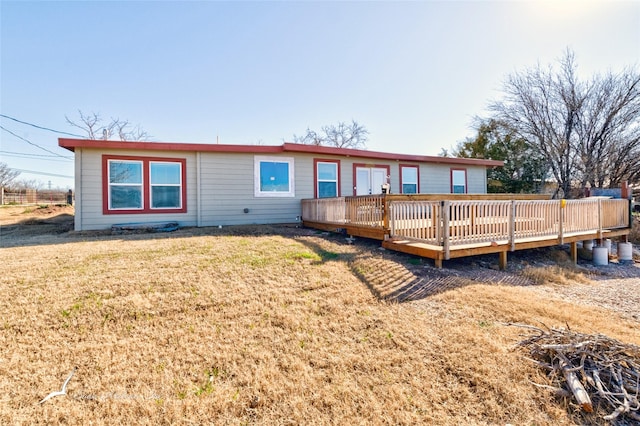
[65,110,150,141]
[0,162,20,189]
[293,120,369,149]
[490,49,640,197]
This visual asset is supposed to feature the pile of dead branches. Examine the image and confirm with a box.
[512,324,640,424]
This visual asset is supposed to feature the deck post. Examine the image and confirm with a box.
[509,200,516,251]
[499,251,507,270]
[570,242,578,264]
[382,195,390,238]
[597,198,603,240]
[558,200,564,245]
[442,201,450,260]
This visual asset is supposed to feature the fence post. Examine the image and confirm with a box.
[442,200,450,260]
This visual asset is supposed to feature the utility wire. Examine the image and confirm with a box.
[0,150,70,158]
[0,126,73,159]
[0,114,84,138]
[0,150,73,162]
[10,168,73,179]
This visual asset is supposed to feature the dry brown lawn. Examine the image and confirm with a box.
[0,205,638,425]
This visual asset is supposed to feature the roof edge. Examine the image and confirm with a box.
[58,138,503,167]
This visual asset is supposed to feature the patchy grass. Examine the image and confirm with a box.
[521,264,591,285]
[0,213,638,424]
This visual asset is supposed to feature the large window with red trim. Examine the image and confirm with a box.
[103,155,187,214]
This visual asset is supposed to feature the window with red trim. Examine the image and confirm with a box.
[103,155,187,214]
[400,165,419,194]
[314,159,340,198]
[451,168,467,193]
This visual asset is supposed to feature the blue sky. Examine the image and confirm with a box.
[1,0,639,189]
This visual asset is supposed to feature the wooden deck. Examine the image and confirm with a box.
[301,194,632,268]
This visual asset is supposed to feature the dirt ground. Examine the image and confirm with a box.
[0,204,74,240]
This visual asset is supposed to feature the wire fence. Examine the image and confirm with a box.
[1,188,73,205]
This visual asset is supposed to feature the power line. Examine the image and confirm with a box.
[10,168,73,179]
[0,114,84,138]
[0,150,70,158]
[0,126,72,158]
[0,150,73,162]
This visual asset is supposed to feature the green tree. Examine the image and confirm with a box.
[455,120,548,193]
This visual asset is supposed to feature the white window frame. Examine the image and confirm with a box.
[150,161,183,210]
[108,159,144,210]
[401,166,418,194]
[451,169,467,194]
[254,156,295,197]
[316,161,338,198]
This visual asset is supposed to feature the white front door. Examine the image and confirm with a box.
[355,167,388,195]
[372,169,387,194]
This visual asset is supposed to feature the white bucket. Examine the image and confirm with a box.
[604,239,612,254]
[593,246,608,266]
[583,240,594,250]
[618,242,633,261]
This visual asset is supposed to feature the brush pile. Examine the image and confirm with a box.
[513,324,640,424]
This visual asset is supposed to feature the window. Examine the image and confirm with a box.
[254,156,295,197]
[400,165,419,194]
[315,159,340,198]
[103,155,186,214]
[150,162,182,208]
[451,169,467,193]
[109,160,143,209]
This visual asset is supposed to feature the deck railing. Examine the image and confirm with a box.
[302,195,386,228]
[301,197,347,224]
[302,196,631,252]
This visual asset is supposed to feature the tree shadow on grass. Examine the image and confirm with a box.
[349,250,541,302]
[291,230,541,302]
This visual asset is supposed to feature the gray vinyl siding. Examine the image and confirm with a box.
[74,148,197,231]
[419,164,487,194]
[466,167,488,193]
[199,153,314,226]
[72,147,491,230]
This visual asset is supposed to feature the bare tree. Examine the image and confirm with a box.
[490,49,640,197]
[65,110,150,141]
[576,69,640,188]
[10,178,44,191]
[293,120,368,149]
[0,162,20,189]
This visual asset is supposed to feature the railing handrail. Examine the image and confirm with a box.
[302,196,631,251]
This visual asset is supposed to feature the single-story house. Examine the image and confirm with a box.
[58,138,503,231]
